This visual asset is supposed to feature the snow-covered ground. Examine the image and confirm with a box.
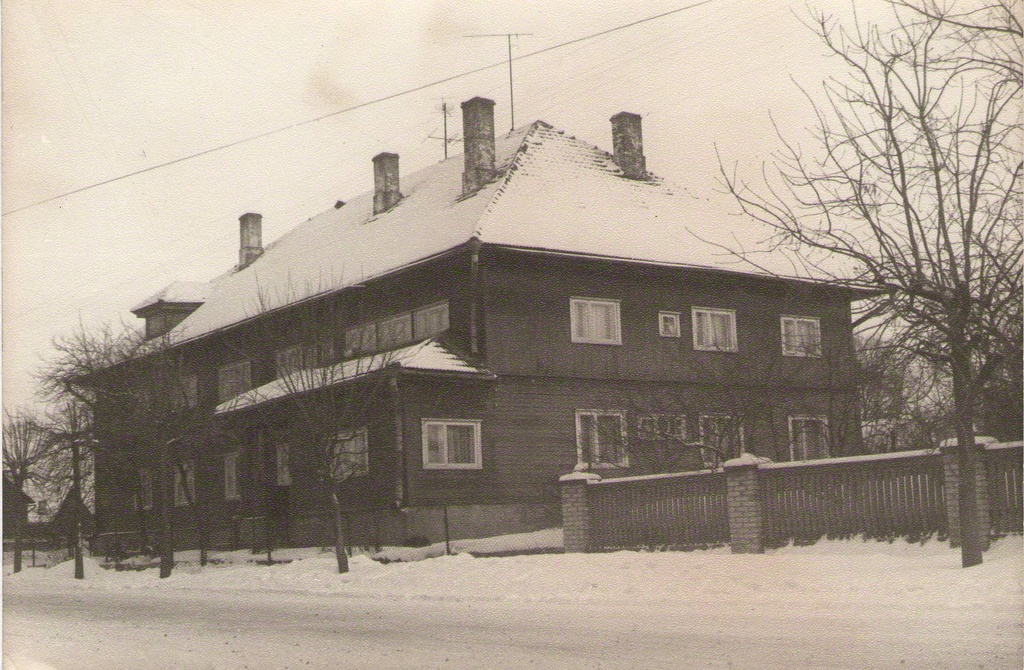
[4,532,1022,669]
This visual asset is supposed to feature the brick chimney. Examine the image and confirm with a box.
[461,97,496,195]
[372,152,401,215]
[610,111,647,180]
[238,212,263,269]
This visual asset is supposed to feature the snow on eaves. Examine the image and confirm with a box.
[215,339,490,414]
[164,119,853,345]
[130,280,209,314]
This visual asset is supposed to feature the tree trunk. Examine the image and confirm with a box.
[72,439,84,580]
[330,491,349,574]
[12,492,24,574]
[159,440,174,578]
[951,342,984,568]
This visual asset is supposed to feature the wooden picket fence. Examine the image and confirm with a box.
[760,452,947,547]
[588,471,728,550]
[572,443,1023,552]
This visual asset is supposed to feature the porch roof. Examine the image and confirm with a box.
[215,339,492,415]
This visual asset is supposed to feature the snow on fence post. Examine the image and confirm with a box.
[940,438,993,551]
[560,469,601,553]
[724,454,765,554]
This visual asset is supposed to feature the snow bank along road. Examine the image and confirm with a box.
[3,537,1021,669]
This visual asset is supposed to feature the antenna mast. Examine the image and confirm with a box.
[464,33,532,131]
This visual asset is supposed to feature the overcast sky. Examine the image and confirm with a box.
[2,0,896,412]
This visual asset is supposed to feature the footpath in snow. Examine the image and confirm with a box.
[4,529,1022,613]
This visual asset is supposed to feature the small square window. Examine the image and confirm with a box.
[413,301,450,339]
[421,420,483,469]
[781,316,822,357]
[638,415,687,440]
[692,308,737,352]
[570,298,622,345]
[658,311,681,338]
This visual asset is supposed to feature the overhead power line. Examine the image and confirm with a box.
[2,0,714,218]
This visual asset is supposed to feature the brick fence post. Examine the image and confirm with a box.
[940,438,993,550]
[724,454,764,554]
[559,470,601,553]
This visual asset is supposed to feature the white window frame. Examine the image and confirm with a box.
[139,468,153,511]
[789,416,830,461]
[224,452,240,500]
[217,360,251,402]
[173,460,195,507]
[575,410,629,468]
[276,444,291,486]
[638,414,687,441]
[692,307,738,352]
[699,414,745,462]
[421,419,483,470]
[781,316,822,357]
[332,427,370,479]
[413,301,450,339]
[570,298,622,345]
[658,311,681,338]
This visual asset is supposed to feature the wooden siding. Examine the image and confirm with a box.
[481,248,857,388]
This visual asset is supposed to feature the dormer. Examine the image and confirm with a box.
[131,281,208,340]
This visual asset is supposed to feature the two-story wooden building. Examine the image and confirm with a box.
[94,97,869,551]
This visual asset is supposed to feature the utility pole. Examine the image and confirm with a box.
[464,33,532,131]
[160,438,176,578]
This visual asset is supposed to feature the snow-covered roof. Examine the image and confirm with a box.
[131,280,209,314]
[216,339,491,414]
[164,119,849,344]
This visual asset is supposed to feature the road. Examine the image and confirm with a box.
[4,585,1020,669]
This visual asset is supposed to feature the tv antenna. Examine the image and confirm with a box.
[428,101,460,160]
[463,33,532,131]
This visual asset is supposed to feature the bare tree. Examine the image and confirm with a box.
[2,408,52,573]
[238,292,397,574]
[718,1,1022,566]
[40,322,220,577]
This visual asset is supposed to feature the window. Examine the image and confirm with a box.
[332,427,369,479]
[700,415,745,462]
[174,460,195,507]
[171,374,198,410]
[276,345,304,377]
[217,360,251,402]
[377,313,413,350]
[659,311,681,338]
[139,469,153,510]
[413,301,450,338]
[422,420,482,469]
[576,411,628,467]
[224,453,240,500]
[692,308,737,352]
[638,415,687,441]
[790,416,829,460]
[344,323,377,357]
[276,445,291,486]
[781,316,822,357]
[570,298,622,345]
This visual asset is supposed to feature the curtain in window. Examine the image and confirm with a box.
[425,424,445,464]
[695,311,734,350]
